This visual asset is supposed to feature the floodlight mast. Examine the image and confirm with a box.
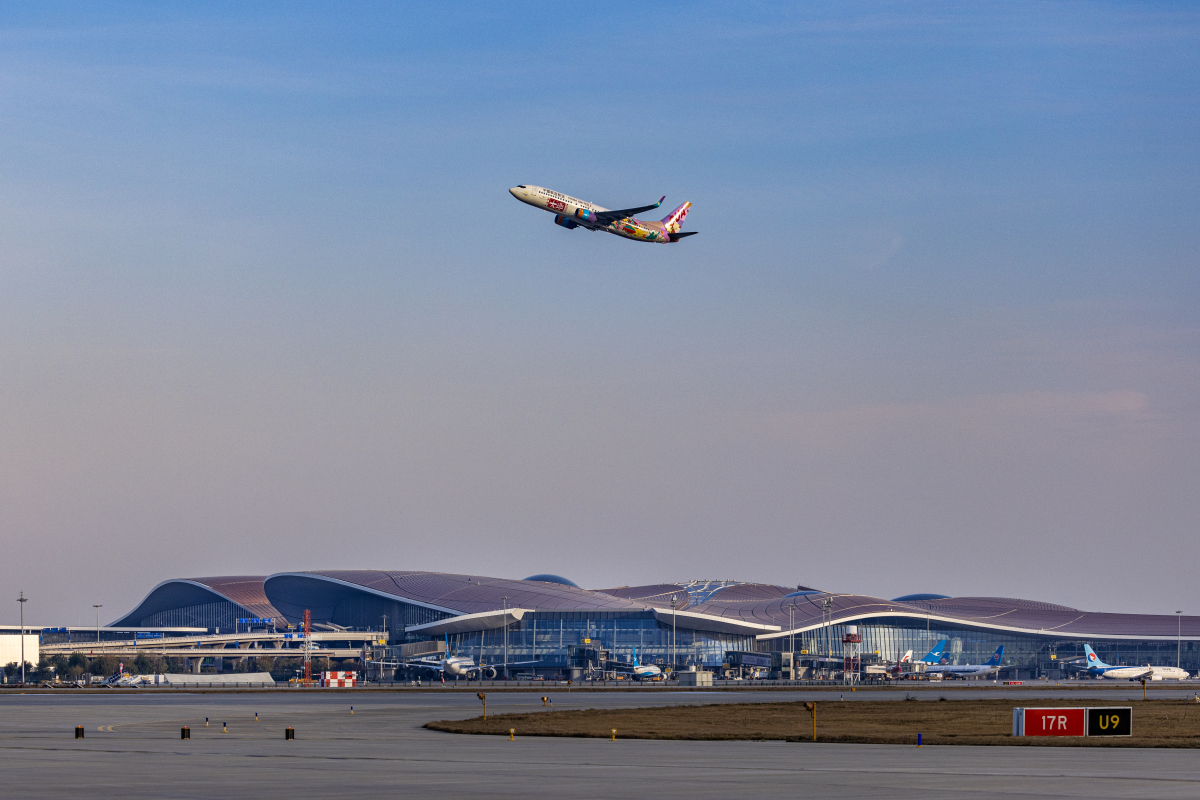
[17,592,27,684]
[1178,611,1183,668]
[304,609,312,683]
[94,604,103,644]
[502,596,509,680]
[789,602,797,678]
[821,596,833,677]
[670,595,677,676]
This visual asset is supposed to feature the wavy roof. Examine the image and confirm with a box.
[269,570,648,616]
[111,576,283,627]
[693,591,1200,641]
[114,571,1200,642]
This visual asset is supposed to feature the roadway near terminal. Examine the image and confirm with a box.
[39,630,376,662]
[1,690,1197,799]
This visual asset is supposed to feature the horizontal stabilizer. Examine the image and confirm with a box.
[668,231,698,242]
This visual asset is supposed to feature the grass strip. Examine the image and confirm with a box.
[427,698,1200,747]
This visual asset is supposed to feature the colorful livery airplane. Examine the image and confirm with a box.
[509,185,696,243]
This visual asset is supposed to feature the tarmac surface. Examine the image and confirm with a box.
[2,688,1198,798]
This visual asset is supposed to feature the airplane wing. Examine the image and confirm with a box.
[590,196,665,224]
[485,659,542,669]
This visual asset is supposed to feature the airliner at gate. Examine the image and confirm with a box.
[509,185,697,243]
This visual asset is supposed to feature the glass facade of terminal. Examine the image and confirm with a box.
[760,617,1200,676]
[446,611,755,670]
[327,593,450,633]
[137,601,243,633]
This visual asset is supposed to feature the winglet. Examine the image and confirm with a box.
[657,195,665,207]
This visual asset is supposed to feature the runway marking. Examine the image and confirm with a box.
[97,725,116,732]
[4,743,1200,785]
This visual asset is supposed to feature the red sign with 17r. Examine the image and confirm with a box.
[1015,707,1086,736]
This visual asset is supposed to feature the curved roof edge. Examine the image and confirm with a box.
[406,608,531,635]
[264,572,465,617]
[755,610,1200,643]
[110,577,282,627]
[653,607,782,636]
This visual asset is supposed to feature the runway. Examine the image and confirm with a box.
[1,690,1197,798]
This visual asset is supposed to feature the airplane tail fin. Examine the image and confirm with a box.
[1083,644,1109,668]
[987,645,1004,666]
[632,646,639,667]
[900,650,912,663]
[921,639,948,663]
[661,201,691,232]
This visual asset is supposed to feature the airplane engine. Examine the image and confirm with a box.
[554,214,579,229]
[482,666,497,679]
[573,208,599,224]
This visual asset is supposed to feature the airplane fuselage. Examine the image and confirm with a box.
[1092,665,1189,680]
[1081,645,1188,680]
[509,185,683,243]
[930,664,1002,678]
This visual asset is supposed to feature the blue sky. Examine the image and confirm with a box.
[1,2,1198,622]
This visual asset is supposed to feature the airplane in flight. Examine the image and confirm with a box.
[926,646,1005,679]
[509,185,696,243]
[1081,644,1190,681]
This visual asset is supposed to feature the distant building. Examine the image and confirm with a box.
[0,626,40,672]
[100,571,1198,679]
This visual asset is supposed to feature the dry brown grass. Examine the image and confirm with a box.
[426,698,1200,747]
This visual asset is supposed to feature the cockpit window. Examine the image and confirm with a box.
[517,185,526,188]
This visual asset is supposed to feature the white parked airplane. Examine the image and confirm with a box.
[926,646,1005,679]
[1082,644,1190,680]
[610,647,663,680]
[399,653,543,679]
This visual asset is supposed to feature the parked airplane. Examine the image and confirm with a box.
[610,646,663,680]
[870,650,916,677]
[926,646,1005,679]
[398,653,544,680]
[1082,644,1190,681]
[918,640,949,664]
[509,185,696,243]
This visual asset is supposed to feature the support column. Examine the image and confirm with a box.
[192,657,203,674]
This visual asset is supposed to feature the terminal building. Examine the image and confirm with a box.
[92,570,1199,680]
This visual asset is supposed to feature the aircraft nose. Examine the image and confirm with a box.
[509,186,522,198]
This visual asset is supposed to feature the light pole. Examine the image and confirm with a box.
[821,596,833,672]
[93,604,103,644]
[1177,610,1183,669]
[502,596,509,680]
[670,595,677,675]
[789,602,797,681]
[17,592,28,684]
